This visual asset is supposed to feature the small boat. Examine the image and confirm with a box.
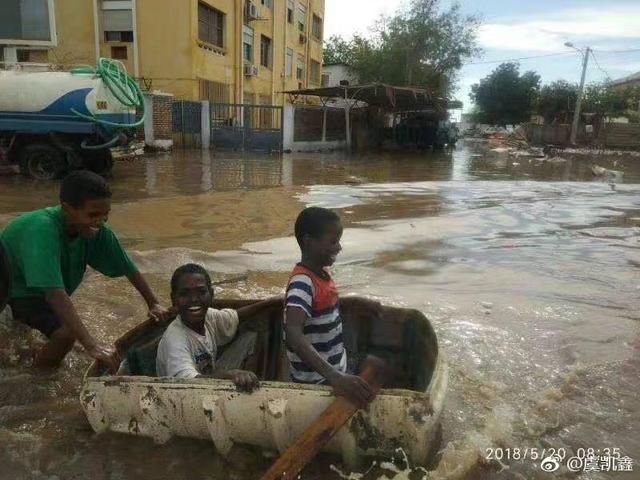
[80,297,448,468]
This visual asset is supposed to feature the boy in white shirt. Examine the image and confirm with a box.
[156,263,277,391]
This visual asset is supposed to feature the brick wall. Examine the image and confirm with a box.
[598,123,640,148]
[152,94,174,140]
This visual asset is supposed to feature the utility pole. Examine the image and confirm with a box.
[568,45,590,145]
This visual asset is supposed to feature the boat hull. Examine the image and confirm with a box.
[80,298,448,467]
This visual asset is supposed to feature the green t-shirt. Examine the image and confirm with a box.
[0,205,138,299]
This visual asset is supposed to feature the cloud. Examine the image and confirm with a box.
[479,5,640,52]
[324,0,403,39]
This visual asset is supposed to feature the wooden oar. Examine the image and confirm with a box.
[259,356,388,480]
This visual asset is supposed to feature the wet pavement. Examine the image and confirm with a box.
[0,141,639,479]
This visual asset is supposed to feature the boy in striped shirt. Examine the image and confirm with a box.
[284,207,374,408]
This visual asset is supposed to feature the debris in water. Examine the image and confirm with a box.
[345,176,367,185]
[545,156,567,164]
[591,165,623,178]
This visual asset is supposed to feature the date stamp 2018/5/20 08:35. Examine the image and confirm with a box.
[485,447,634,474]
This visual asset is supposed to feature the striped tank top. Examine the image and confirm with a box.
[284,263,346,383]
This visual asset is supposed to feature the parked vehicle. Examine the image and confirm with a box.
[0,59,145,179]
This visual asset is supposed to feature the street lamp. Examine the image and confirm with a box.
[565,42,591,145]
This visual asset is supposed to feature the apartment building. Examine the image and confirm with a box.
[24,0,325,106]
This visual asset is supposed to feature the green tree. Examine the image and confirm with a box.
[582,83,640,116]
[323,0,481,96]
[536,80,577,124]
[323,35,355,65]
[470,62,540,126]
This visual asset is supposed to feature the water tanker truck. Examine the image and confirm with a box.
[0,58,145,179]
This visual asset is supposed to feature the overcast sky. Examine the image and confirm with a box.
[325,0,640,111]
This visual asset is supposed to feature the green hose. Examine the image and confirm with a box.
[70,58,145,128]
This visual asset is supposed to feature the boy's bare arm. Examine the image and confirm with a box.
[196,369,259,392]
[126,271,172,322]
[285,307,374,408]
[45,289,119,372]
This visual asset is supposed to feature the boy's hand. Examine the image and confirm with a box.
[87,343,120,373]
[227,369,260,393]
[328,372,375,409]
[148,303,174,323]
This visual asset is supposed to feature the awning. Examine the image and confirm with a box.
[283,83,463,112]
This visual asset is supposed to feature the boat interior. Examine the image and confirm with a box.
[87,298,439,392]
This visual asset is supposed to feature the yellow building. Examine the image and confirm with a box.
[30,0,325,106]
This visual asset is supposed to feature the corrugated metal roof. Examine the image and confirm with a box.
[282,83,462,111]
[609,71,640,87]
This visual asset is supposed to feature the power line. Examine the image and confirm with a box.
[464,51,574,66]
[592,47,640,54]
[464,47,640,67]
[589,50,612,81]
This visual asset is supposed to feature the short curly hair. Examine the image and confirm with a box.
[60,170,112,208]
[170,263,212,295]
[294,207,341,249]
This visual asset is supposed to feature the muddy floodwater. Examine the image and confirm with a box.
[1,142,639,480]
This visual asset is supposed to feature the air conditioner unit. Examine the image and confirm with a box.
[247,2,259,20]
[244,64,258,77]
[299,33,307,44]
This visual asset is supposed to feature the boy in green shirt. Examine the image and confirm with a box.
[0,171,170,371]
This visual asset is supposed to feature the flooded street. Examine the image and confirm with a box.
[1,141,639,479]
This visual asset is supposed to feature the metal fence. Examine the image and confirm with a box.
[172,100,202,148]
[210,103,283,152]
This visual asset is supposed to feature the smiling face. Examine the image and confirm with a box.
[62,198,111,239]
[171,272,213,332]
[306,220,343,268]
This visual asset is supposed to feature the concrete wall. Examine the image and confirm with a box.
[283,103,346,152]
[322,64,356,86]
[49,0,98,66]
[527,121,640,149]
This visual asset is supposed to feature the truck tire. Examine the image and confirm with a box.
[19,144,68,180]
[0,242,11,313]
[84,150,114,176]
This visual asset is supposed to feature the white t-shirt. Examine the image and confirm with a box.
[156,308,239,378]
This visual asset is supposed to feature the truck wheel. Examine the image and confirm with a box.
[84,150,114,176]
[19,144,67,180]
[0,242,11,313]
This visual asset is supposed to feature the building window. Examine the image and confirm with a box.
[287,0,294,23]
[198,2,225,48]
[296,54,305,80]
[243,26,254,63]
[312,14,322,40]
[260,35,272,69]
[17,49,48,63]
[285,48,293,77]
[111,46,128,60]
[310,60,320,85]
[261,0,273,9]
[102,9,133,33]
[199,79,231,104]
[297,3,306,32]
[105,30,133,42]
[17,50,30,62]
